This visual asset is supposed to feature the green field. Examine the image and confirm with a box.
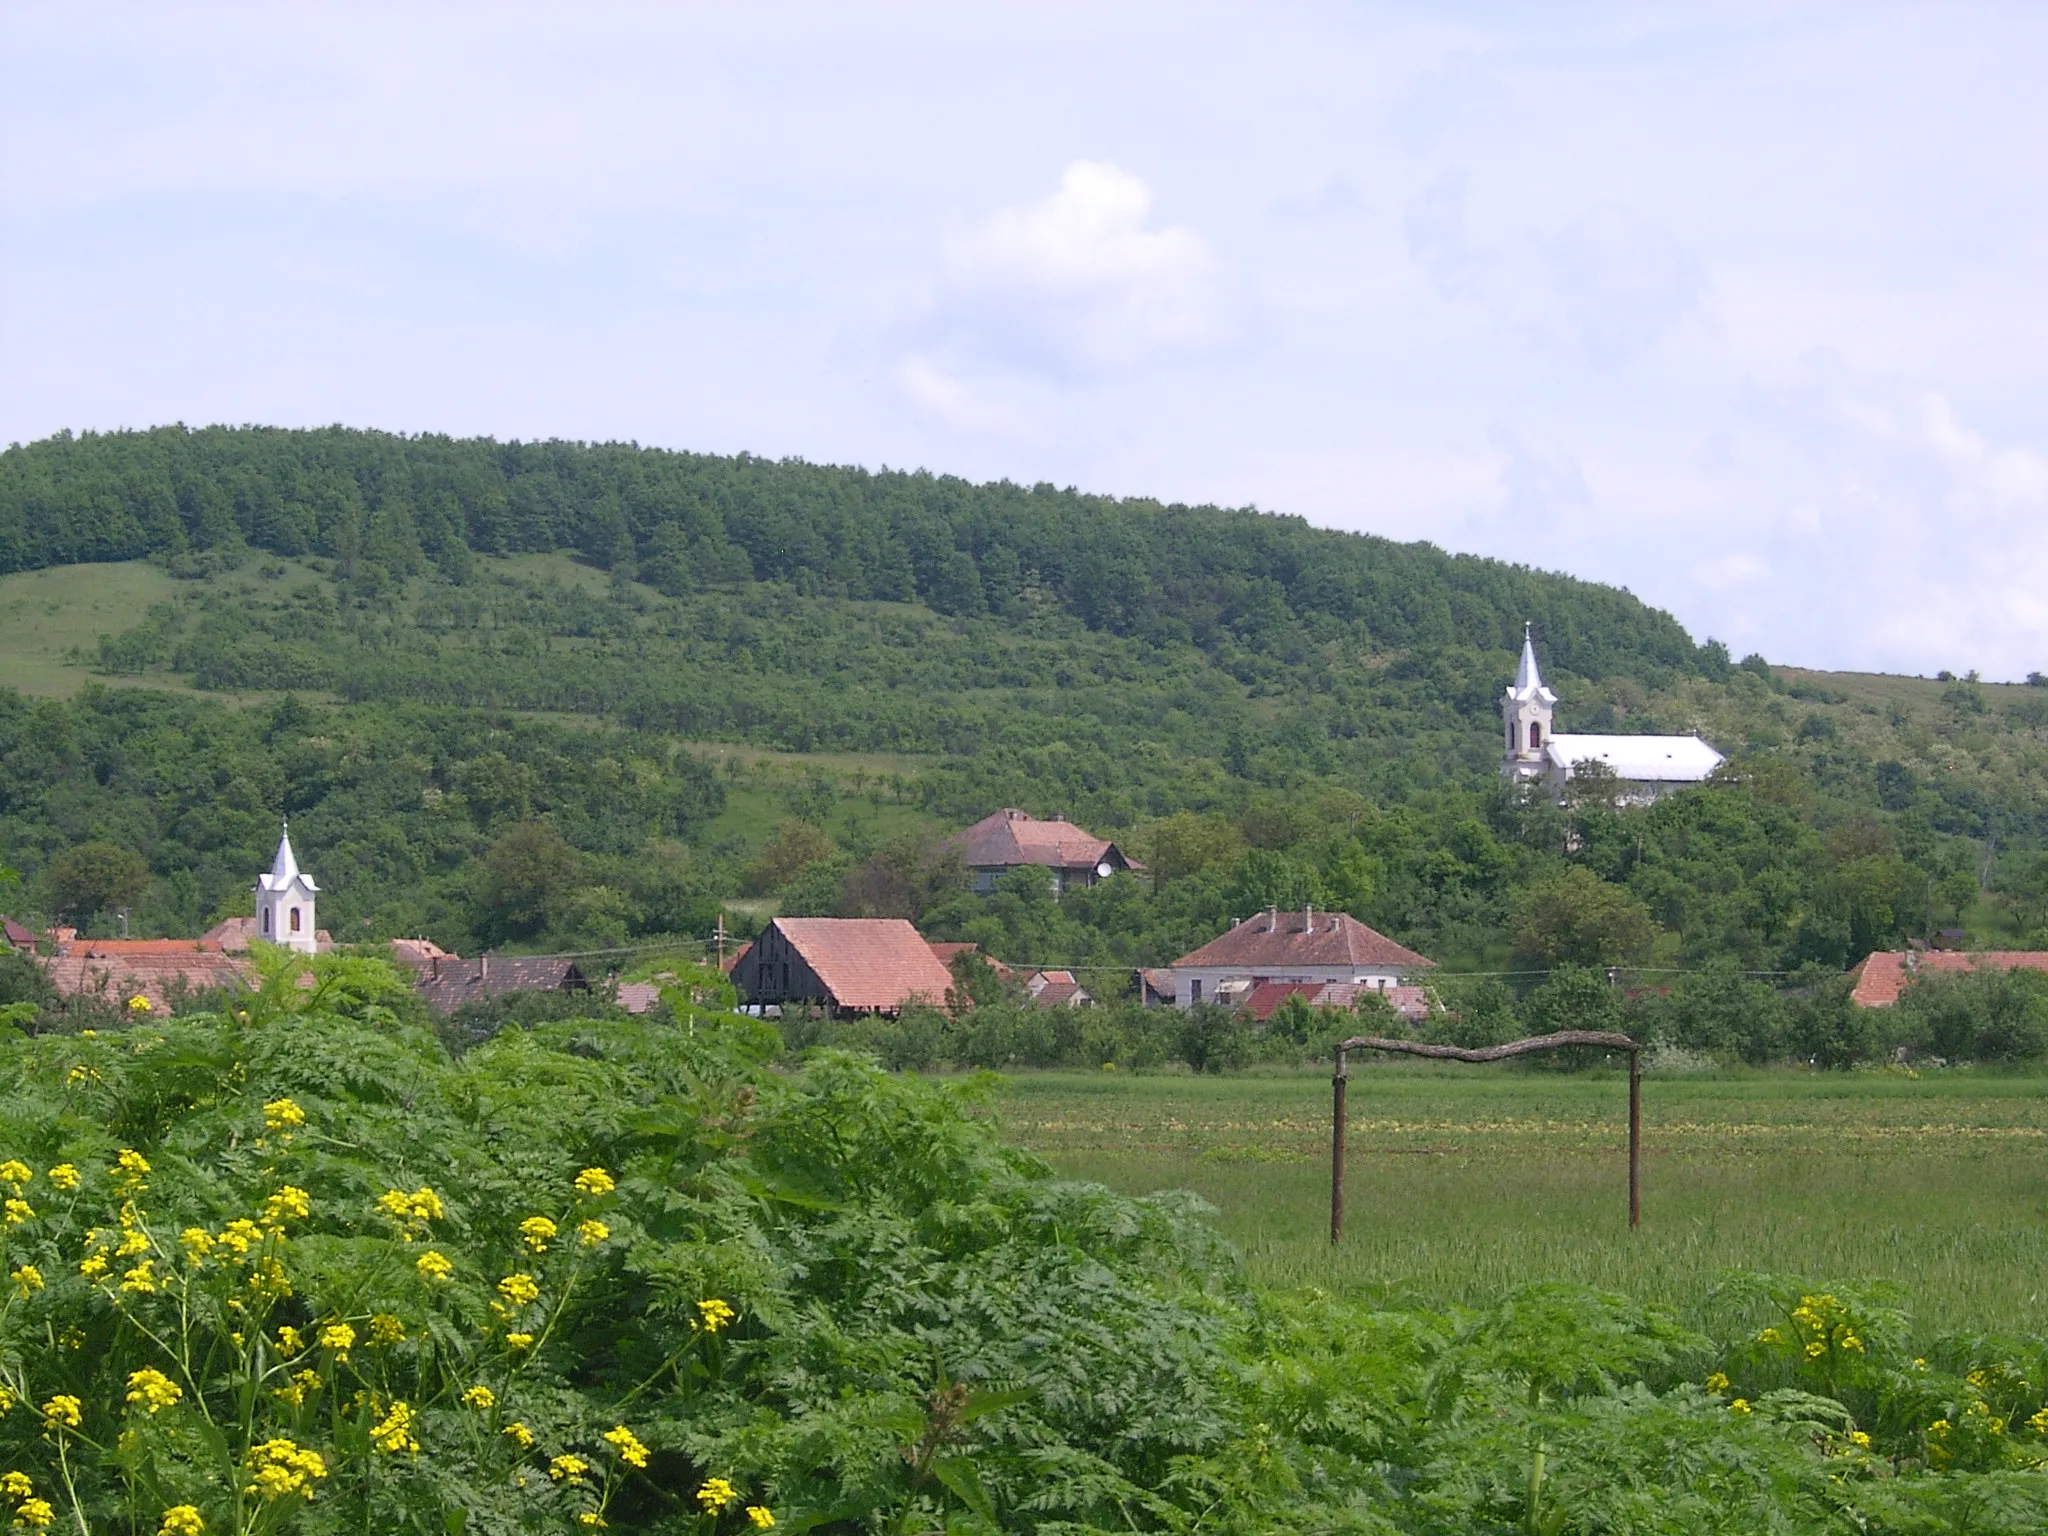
[995,1066,2048,1336]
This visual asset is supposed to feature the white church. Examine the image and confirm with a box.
[1501,627,1724,804]
[203,823,329,955]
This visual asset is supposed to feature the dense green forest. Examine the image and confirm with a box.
[2,426,2045,1059]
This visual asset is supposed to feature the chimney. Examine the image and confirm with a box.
[1304,902,1314,933]
[480,954,489,984]
[1267,904,1279,932]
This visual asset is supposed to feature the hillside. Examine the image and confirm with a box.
[1,426,2045,1017]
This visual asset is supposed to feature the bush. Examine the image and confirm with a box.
[1896,967,2048,1063]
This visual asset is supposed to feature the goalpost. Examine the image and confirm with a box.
[1329,1030,1642,1243]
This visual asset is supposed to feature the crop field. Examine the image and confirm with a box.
[994,1065,2048,1336]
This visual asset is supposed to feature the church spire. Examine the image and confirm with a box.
[1512,622,1543,697]
[269,820,300,884]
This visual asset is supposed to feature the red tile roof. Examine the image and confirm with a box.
[773,918,957,1012]
[1850,950,2048,1007]
[60,938,226,956]
[2,917,37,950]
[928,941,1013,980]
[946,809,1134,872]
[1172,909,1433,972]
[41,951,256,1015]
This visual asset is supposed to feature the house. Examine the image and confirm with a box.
[408,952,594,1016]
[1849,950,2048,1007]
[1501,626,1724,804]
[40,938,254,1017]
[731,917,957,1015]
[1156,906,1433,1009]
[1236,980,1430,1024]
[1023,969,1092,1008]
[2,917,39,951]
[946,809,1140,895]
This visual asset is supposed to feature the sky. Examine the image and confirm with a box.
[2,2,2044,680]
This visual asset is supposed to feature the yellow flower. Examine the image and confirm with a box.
[318,1322,355,1359]
[1850,1430,1872,1449]
[214,1218,262,1258]
[125,1368,183,1413]
[128,994,153,1013]
[505,1332,535,1350]
[120,1258,159,1294]
[46,1164,79,1191]
[0,1384,13,1414]
[117,1226,151,1258]
[1913,1357,1929,1371]
[272,1367,322,1406]
[0,1159,30,1188]
[696,1298,736,1333]
[1,1472,30,1497]
[79,1251,109,1277]
[498,1273,540,1308]
[113,1148,151,1191]
[603,1424,650,1468]
[519,1216,558,1253]
[409,1186,445,1220]
[179,1227,214,1263]
[503,1421,535,1448]
[1805,1341,1827,1359]
[262,1098,306,1130]
[460,1384,496,1410]
[577,1518,607,1529]
[577,1219,610,1248]
[368,1313,406,1347]
[1703,1372,1730,1393]
[370,1399,419,1455]
[243,1437,327,1500]
[697,1477,738,1512]
[1729,1398,1751,1415]
[1757,1328,1783,1345]
[376,1186,444,1225]
[549,1454,590,1484]
[2,1197,33,1225]
[277,1325,305,1353]
[42,1394,83,1428]
[2026,1406,2048,1435]
[574,1167,616,1197]
[1840,1333,1865,1353]
[249,1255,293,1300]
[13,1498,54,1531]
[416,1249,453,1280]
[10,1264,43,1294]
[158,1507,206,1536]
[262,1185,311,1227]
[746,1508,776,1530]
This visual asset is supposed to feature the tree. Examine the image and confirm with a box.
[1521,965,1625,1039]
[1511,866,1656,968]
[44,842,149,924]
[477,822,583,940]
[1141,813,1243,889]
[742,821,839,897]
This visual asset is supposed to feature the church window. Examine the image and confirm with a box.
[290,907,301,933]
[1529,722,1542,749]
[262,908,271,934]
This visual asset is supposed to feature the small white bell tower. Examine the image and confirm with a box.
[1502,624,1558,783]
[255,821,320,954]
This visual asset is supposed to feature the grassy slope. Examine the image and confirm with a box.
[0,560,183,694]
[996,1067,2048,1336]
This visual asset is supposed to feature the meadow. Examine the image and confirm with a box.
[995,1064,2048,1337]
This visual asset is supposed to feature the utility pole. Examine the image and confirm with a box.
[713,914,728,969]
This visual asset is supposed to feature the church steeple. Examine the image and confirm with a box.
[255,820,320,954]
[1502,624,1558,781]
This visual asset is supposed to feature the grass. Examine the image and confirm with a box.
[0,560,183,694]
[994,1065,2048,1337]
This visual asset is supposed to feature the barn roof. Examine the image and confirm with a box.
[772,918,957,1012]
[1172,909,1433,972]
[1849,949,2048,1007]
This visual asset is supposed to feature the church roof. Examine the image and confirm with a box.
[256,825,319,893]
[1543,734,1724,782]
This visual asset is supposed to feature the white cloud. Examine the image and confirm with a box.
[917,160,1223,378]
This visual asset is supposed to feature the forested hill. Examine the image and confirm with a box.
[0,425,1716,685]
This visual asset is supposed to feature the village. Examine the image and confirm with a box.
[12,634,2038,1031]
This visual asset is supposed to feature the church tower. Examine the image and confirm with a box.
[255,822,320,954]
[1501,624,1557,783]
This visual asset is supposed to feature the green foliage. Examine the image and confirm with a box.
[1894,968,2048,1064]
[1512,868,1656,969]
[43,840,150,924]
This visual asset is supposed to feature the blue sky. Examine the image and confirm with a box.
[3,2,2044,678]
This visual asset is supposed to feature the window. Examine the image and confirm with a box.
[290,907,301,933]
[1529,722,1542,749]
[1190,978,1202,1002]
[1512,721,1520,750]
[262,908,271,934]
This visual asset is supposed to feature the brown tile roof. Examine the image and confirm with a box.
[41,951,256,1015]
[773,918,958,1012]
[61,938,226,956]
[413,955,591,1015]
[1850,950,2048,1007]
[1172,909,1434,972]
[928,941,1013,980]
[3,917,37,950]
[614,981,663,1015]
[946,809,1134,872]
[1023,969,1092,1007]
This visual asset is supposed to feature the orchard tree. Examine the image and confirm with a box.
[1511,865,1657,968]
[44,841,149,924]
